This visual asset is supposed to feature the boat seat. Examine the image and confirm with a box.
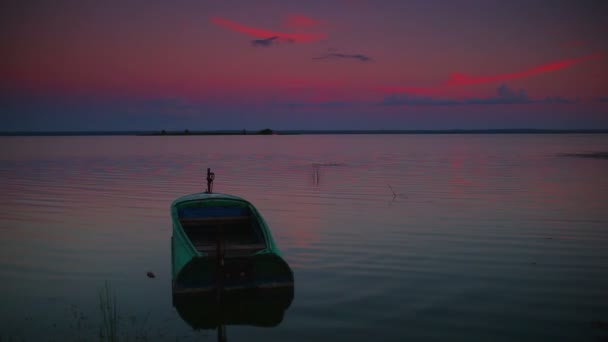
[194,242,267,256]
[193,242,266,250]
[180,215,266,255]
[180,216,251,227]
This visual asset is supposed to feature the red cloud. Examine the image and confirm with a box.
[210,16,327,43]
[445,52,604,86]
[283,15,323,28]
[380,52,604,95]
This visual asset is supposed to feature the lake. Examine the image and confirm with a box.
[1,134,607,341]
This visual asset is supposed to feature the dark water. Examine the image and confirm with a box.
[1,135,607,341]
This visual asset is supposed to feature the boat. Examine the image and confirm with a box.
[171,169,294,298]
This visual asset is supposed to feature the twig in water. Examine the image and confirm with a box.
[387,185,397,200]
[312,164,320,187]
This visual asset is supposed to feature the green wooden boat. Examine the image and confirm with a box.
[171,169,294,297]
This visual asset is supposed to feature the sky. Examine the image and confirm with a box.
[2,0,608,131]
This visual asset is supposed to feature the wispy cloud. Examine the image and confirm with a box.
[210,16,327,43]
[380,52,604,94]
[314,53,373,62]
[541,96,581,104]
[445,52,603,86]
[382,84,579,106]
[251,36,280,47]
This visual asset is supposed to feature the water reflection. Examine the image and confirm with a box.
[173,286,293,341]
[312,164,320,188]
[173,287,293,329]
[2,136,608,341]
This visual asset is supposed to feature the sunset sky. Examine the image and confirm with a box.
[2,0,608,131]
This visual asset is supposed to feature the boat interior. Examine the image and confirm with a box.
[178,205,267,256]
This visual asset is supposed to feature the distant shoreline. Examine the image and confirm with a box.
[2,129,608,136]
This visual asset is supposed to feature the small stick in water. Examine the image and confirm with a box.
[387,185,397,199]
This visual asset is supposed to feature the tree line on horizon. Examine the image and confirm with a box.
[157,128,274,135]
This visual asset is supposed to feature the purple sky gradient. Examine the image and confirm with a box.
[2,0,607,131]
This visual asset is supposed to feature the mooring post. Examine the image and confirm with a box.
[206,168,215,193]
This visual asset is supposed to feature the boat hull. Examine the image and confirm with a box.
[172,253,294,295]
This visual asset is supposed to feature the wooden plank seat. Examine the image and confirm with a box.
[193,242,267,255]
[179,216,251,227]
[179,215,266,255]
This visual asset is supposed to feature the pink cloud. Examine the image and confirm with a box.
[210,16,327,43]
[445,52,604,86]
[381,52,605,95]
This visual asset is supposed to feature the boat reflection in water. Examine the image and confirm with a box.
[171,223,294,340]
[173,285,294,330]
[171,169,294,340]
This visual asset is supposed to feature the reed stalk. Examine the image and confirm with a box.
[98,282,118,342]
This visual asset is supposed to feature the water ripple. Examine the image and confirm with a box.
[1,135,608,341]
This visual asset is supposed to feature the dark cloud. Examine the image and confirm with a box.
[465,84,532,105]
[251,36,279,47]
[598,97,608,102]
[382,94,460,106]
[288,101,350,109]
[382,84,579,106]
[314,53,373,62]
[542,96,580,104]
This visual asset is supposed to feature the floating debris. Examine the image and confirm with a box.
[561,152,608,160]
[387,184,407,200]
[312,162,345,167]
[146,272,156,278]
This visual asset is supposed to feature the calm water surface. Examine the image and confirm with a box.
[1,135,607,341]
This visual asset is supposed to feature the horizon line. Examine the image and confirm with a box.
[2,128,608,136]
